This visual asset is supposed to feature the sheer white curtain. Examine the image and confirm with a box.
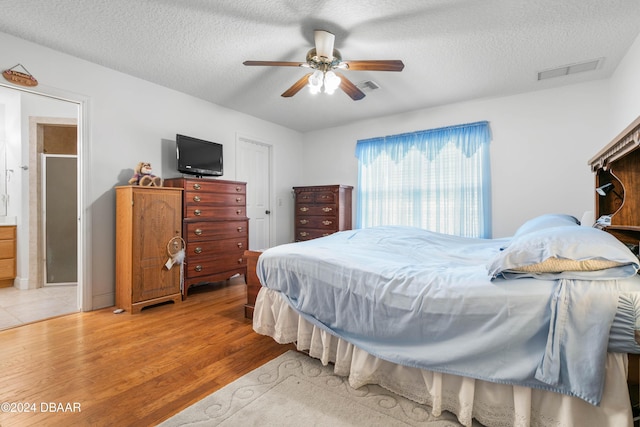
[355,121,492,238]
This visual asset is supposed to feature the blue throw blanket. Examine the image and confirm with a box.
[257,226,640,404]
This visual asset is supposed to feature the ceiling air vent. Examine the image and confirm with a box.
[356,80,380,91]
[537,58,603,81]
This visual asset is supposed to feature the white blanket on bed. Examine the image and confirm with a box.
[257,226,635,405]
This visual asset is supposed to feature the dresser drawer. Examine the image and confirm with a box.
[296,190,336,204]
[0,226,15,241]
[184,191,245,206]
[185,180,245,194]
[185,220,248,242]
[186,254,246,279]
[295,229,334,241]
[296,217,339,230]
[296,204,338,216]
[186,237,247,258]
[0,257,16,279]
[184,205,246,220]
[0,240,15,259]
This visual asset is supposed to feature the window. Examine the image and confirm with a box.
[355,121,492,238]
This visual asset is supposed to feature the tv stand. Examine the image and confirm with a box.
[163,177,249,298]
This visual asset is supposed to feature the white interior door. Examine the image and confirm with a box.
[236,136,272,250]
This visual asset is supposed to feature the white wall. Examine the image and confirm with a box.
[302,80,611,238]
[302,31,640,239]
[0,31,303,309]
[609,31,640,137]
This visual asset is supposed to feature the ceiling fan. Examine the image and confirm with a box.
[243,30,404,101]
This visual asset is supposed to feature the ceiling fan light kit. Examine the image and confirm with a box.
[309,69,341,95]
[243,29,404,100]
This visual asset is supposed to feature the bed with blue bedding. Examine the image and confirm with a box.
[252,214,640,427]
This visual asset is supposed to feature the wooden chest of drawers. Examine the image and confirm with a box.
[164,178,248,298]
[293,185,353,241]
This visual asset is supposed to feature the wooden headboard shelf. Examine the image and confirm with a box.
[589,115,640,172]
[589,115,640,245]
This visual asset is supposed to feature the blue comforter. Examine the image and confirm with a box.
[257,226,640,405]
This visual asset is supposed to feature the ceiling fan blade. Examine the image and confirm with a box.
[243,60,305,67]
[281,73,312,97]
[335,72,365,101]
[314,30,335,59]
[343,60,405,72]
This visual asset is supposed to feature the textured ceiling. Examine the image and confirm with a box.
[1,0,640,132]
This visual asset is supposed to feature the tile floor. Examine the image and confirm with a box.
[0,285,78,331]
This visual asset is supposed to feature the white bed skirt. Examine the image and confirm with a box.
[253,287,633,427]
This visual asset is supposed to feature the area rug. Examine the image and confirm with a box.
[159,350,469,426]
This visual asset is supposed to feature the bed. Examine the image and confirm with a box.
[251,119,640,427]
[252,218,640,426]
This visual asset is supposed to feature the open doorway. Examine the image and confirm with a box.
[0,84,85,330]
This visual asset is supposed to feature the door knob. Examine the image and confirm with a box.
[265,210,271,214]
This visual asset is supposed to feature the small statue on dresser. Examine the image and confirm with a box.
[129,162,162,187]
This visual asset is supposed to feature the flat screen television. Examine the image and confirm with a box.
[176,134,223,177]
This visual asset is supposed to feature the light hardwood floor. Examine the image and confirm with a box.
[0,277,294,427]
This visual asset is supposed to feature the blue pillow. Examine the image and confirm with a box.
[512,214,580,239]
[488,225,639,280]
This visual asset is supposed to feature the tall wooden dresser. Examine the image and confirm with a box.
[164,178,248,298]
[293,185,353,241]
[115,186,183,313]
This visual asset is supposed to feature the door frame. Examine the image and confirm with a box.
[1,82,91,312]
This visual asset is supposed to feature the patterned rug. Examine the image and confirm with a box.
[159,350,469,426]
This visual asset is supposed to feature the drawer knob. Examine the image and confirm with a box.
[194,247,203,254]
[236,197,242,202]
[322,220,333,226]
[320,195,330,200]
[322,233,330,237]
[194,209,201,216]
[301,195,311,200]
[300,231,309,237]
[194,229,203,236]
[236,186,242,192]
[237,242,243,248]
[299,207,309,212]
[194,265,203,272]
[322,207,333,212]
[237,226,243,232]
[193,196,201,202]
[237,258,243,264]
[299,219,308,225]
[193,183,201,190]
